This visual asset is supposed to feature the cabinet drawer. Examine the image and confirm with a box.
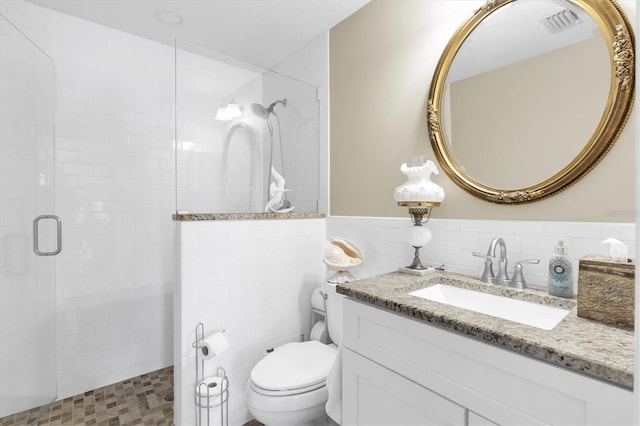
[343,348,466,426]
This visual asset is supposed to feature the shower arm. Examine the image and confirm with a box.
[267,99,287,113]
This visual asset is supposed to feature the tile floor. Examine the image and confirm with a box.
[0,367,265,426]
[0,367,174,425]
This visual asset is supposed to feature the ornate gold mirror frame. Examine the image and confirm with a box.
[428,0,635,204]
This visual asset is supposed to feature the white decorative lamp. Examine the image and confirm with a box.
[394,156,445,275]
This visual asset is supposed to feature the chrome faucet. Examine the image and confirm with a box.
[474,238,541,289]
[473,237,509,285]
[489,237,510,286]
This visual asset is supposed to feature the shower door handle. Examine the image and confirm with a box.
[33,215,62,256]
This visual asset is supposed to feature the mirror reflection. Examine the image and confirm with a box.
[442,0,610,189]
[429,0,634,204]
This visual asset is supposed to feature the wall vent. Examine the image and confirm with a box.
[542,9,581,33]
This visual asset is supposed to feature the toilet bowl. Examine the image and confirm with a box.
[245,341,336,425]
[246,282,344,426]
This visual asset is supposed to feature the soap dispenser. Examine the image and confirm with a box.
[548,240,574,298]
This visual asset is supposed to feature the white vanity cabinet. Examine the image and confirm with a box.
[342,298,634,426]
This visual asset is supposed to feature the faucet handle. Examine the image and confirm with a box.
[509,259,540,290]
[472,252,496,283]
[472,252,494,260]
[517,258,541,265]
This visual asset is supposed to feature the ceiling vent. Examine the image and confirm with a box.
[542,9,581,33]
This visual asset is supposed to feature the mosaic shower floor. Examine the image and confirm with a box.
[0,367,267,426]
[0,366,174,426]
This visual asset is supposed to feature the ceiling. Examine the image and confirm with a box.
[26,0,369,69]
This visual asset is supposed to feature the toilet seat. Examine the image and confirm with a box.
[249,378,326,397]
[250,341,337,394]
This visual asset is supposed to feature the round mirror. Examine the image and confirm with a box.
[428,0,634,203]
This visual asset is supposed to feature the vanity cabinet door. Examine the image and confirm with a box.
[342,348,466,426]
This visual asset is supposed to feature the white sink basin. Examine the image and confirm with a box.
[409,284,570,330]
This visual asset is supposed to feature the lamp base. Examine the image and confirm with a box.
[398,266,436,276]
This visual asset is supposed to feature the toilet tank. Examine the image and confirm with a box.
[322,281,344,344]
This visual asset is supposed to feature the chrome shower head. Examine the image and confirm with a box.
[251,102,270,119]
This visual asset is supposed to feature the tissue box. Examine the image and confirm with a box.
[577,255,635,330]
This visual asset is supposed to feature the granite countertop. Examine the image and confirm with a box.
[175,212,325,221]
[337,271,634,389]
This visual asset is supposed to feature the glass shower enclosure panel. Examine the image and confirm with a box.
[175,39,321,214]
[0,14,57,420]
[262,70,321,213]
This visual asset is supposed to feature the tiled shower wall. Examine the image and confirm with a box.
[0,0,175,399]
[176,218,326,425]
[327,216,636,289]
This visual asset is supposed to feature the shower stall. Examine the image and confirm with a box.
[0,14,57,420]
[1,4,177,422]
[0,8,325,424]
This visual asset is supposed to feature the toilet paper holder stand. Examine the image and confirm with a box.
[193,322,229,426]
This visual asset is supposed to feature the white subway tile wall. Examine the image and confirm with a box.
[327,216,635,289]
[176,219,326,425]
[0,0,175,401]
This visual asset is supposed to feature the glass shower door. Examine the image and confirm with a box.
[0,14,57,420]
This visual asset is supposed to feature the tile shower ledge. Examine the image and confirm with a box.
[174,212,326,221]
[337,271,634,389]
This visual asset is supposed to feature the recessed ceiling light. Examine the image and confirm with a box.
[155,9,183,26]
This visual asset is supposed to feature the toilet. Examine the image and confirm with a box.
[245,281,344,425]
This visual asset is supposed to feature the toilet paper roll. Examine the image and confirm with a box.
[200,332,230,360]
[310,320,327,342]
[195,376,229,408]
[311,287,325,311]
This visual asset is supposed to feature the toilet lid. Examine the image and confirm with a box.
[251,341,337,391]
